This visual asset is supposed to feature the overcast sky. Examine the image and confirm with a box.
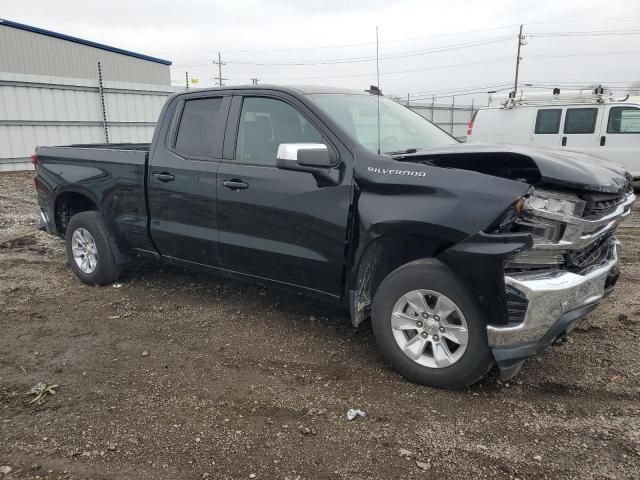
[3,0,640,104]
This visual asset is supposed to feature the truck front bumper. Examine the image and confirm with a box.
[487,241,620,379]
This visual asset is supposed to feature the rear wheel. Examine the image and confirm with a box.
[371,258,493,388]
[65,211,123,285]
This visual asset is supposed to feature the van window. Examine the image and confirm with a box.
[564,108,598,134]
[535,109,562,134]
[235,97,322,166]
[607,107,640,133]
[174,97,223,158]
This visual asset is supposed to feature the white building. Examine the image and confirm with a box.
[0,18,181,171]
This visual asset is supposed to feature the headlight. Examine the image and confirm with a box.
[525,189,586,217]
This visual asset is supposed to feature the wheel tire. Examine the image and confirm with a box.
[371,258,493,389]
[65,211,123,286]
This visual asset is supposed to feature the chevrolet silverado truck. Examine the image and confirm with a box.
[33,85,635,388]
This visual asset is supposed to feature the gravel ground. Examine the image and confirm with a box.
[1,171,639,480]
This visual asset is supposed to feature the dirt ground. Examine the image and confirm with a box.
[1,170,639,480]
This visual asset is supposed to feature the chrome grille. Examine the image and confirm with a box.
[582,182,633,219]
[565,233,612,270]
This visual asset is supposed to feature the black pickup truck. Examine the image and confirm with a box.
[34,85,635,388]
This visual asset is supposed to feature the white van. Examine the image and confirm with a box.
[467,90,640,185]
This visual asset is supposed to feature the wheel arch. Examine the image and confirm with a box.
[348,226,460,327]
[56,190,129,265]
[53,188,99,237]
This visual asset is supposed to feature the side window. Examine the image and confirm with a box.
[534,109,562,134]
[236,97,322,165]
[607,107,640,133]
[174,97,223,158]
[564,108,598,134]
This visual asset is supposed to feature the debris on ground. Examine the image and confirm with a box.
[112,283,123,288]
[399,448,413,458]
[346,408,366,421]
[27,382,58,405]
[0,466,12,475]
[416,461,431,471]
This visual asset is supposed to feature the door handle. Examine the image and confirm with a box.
[561,136,567,146]
[153,172,175,182]
[223,179,249,190]
[600,135,606,146]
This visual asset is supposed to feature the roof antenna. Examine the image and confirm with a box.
[376,25,381,155]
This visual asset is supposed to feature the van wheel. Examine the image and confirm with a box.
[371,259,493,389]
[65,211,123,286]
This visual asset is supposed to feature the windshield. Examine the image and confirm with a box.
[308,93,458,154]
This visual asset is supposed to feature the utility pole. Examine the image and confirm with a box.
[251,78,259,85]
[512,24,526,97]
[212,52,227,87]
[185,71,189,90]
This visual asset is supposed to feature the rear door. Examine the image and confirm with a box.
[560,106,603,155]
[147,93,231,266]
[531,108,562,148]
[599,104,640,178]
[216,92,353,296]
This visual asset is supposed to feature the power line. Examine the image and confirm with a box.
[170,29,640,70]
[525,15,640,26]
[528,30,640,37]
[152,17,640,56]
[262,56,514,81]
[169,35,513,68]
[222,35,512,66]
[258,48,639,82]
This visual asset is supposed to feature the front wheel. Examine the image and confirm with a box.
[65,211,123,286]
[371,259,493,389]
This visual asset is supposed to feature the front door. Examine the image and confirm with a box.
[148,94,231,266]
[216,94,353,296]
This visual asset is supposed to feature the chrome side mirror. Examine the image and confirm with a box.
[276,143,333,171]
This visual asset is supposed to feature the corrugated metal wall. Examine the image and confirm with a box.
[0,23,170,85]
[0,21,176,171]
[0,72,181,170]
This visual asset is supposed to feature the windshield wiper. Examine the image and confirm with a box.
[385,148,420,156]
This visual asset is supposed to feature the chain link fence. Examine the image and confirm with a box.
[405,101,478,141]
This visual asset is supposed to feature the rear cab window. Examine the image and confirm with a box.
[173,97,224,159]
[607,106,640,133]
[535,109,562,134]
[563,108,598,134]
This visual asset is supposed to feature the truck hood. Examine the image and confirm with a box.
[396,143,629,194]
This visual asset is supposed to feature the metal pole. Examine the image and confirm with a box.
[407,93,410,107]
[218,52,223,87]
[450,96,455,135]
[431,94,435,121]
[513,24,524,96]
[185,71,189,90]
[97,62,109,143]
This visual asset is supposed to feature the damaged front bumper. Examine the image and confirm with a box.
[488,240,620,379]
